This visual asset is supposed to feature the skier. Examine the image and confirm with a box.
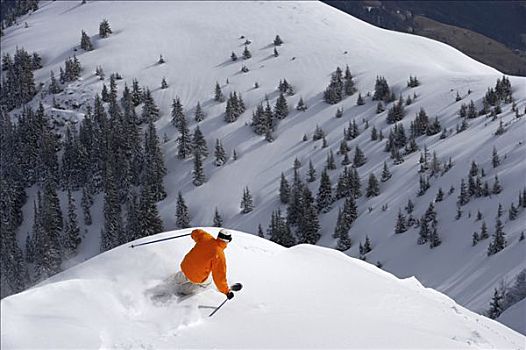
[174,228,234,299]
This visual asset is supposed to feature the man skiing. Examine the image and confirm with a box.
[174,228,235,299]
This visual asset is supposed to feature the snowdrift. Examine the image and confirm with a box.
[2,229,524,349]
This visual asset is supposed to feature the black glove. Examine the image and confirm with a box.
[230,283,243,292]
[226,291,234,300]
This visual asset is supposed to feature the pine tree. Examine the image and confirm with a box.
[81,187,92,225]
[488,288,503,319]
[273,35,283,46]
[273,47,279,57]
[62,190,81,259]
[395,208,407,234]
[143,120,167,201]
[492,175,502,194]
[269,209,296,247]
[492,146,500,168]
[257,224,265,238]
[100,162,123,252]
[80,30,93,51]
[48,70,61,94]
[194,101,206,122]
[161,77,168,89]
[241,186,254,214]
[480,221,489,240]
[508,203,518,221]
[175,192,191,229]
[171,97,185,129]
[458,178,469,205]
[307,160,316,183]
[274,93,289,119]
[316,169,333,213]
[99,19,112,38]
[326,150,336,170]
[279,173,290,204]
[336,217,352,251]
[353,146,367,167]
[214,82,225,102]
[487,218,506,256]
[176,110,192,160]
[435,187,444,202]
[231,51,238,61]
[381,161,391,182]
[192,150,206,186]
[298,186,321,244]
[242,45,251,59]
[214,139,227,166]
[356,93,364,105]
[324,67,344,104]
[192,125,208,158]
[213,207,223,227]
[366,173,380,197]
[141,88,160,122]
[296,97,307,111]
[138,185,164,237]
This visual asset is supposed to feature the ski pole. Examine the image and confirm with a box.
[209,298,229,317]
[129,233,191,248]
[209,283,242,317]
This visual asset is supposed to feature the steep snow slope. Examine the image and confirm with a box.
[2,0,525,324]
[2,229,525,349]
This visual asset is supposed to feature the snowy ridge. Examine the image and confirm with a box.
[1,0,526,331]
[2,228,525,349]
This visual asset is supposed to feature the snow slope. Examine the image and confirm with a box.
[2,0,526,328]
[2,228,525,349]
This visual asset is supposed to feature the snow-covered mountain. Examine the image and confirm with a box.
[2,228,525,349]
[1,0,525,334]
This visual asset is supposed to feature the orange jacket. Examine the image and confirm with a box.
[180,229,230,295]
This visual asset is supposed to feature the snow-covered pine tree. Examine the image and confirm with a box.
[137,184,164,237]
[99,18,112,38]
[161,77,168,89]
[171,97,185,129]
[143,120,167,201]
[274,92,289,119]
[176,110,192,160]
[48,70,61,94]
[214,82,225,102]
[487,218,506,256]
[492,146,500,168]
[316,169,333,213]
[307,160,316,183]
[492,174,502,194]
[353,145,367,167]
[395,208,407,234]
[100,161,123,252]
[381,161,391,182]
[192,125,208,158]
[141,88,160,122]
[241,186,254,214]
[175,192,191,229]
[242,45,251,59]
[324,67,344,104]
[488,288,503,319]
[194,101,206,122]
[279,173,290,204]
[80,30,93,51]
[273,34,283,46]
[63,190,81,259]
[213,207,223,227]
[356,93,364,105]
[214,139,227,166]
[296,96,307,111]
[366,173,380,197]
[192,150,206,186]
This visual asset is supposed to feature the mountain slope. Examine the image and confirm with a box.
[2,228,525,349]
[1,0,526,327]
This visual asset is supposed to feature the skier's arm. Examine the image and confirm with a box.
[211,251,230,295]
[191,229,207,242]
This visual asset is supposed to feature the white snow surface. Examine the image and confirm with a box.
[2,228,525,349]
[2,0,526,335]
[498,299,526,336]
